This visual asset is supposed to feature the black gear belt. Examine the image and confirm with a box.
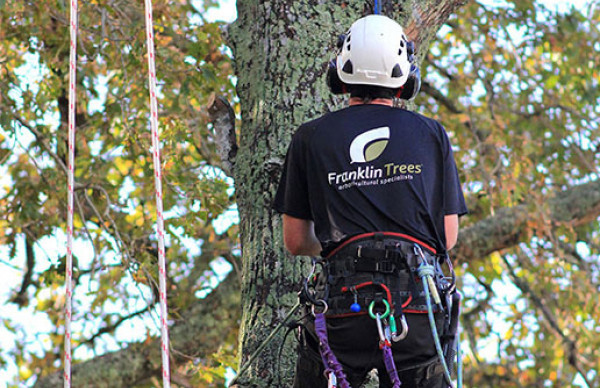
[322,232,444,317]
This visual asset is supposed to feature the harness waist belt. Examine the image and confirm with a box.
[321,233,445,317]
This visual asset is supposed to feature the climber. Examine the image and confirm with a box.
[274,13,467,388]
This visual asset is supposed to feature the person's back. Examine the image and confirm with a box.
[281,104,462,255]
[274,14,467,388]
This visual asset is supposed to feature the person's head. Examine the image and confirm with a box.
[327,15,420,102]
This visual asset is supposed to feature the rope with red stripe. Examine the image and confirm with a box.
[64,0,78,386]
[143,0,171,385]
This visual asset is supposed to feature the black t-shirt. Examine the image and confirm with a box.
[274,104,467,255]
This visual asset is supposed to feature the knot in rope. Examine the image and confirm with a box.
[417,263,435,278]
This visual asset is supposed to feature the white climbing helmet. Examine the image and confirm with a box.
[336,15,412,89]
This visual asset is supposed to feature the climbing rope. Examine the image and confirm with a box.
[143,0,171,386]
[414,245,459,388]
[64,0,78,386]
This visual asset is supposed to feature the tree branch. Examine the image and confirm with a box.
[79,304,155,348]
[454,179,600,262]
[10,229,36,307]
[207,93,237,176]
[502,254,593,388]
[33,273,240,387]
[420,80,463,113]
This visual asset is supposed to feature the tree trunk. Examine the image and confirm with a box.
[227,1,468,386]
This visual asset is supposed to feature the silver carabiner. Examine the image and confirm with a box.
[311,299,329,316]
[391,314,409,342]
[375,312,393,349]
[327,371,337,388]
[375,313,386,343]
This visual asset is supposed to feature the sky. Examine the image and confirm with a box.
[0,0,596,387]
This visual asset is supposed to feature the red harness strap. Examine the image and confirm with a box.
[327,232,436,258]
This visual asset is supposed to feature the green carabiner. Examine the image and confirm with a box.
[368,299,391,320]
[390,314,397,334]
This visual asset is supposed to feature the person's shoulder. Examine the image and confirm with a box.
[398,109,445,132]
[300,111,335,128]
[295,110,341,137]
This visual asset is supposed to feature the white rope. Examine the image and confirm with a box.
[64,0,78,386]
[143,0,171,386]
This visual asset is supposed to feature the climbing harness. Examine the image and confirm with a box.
[300,233,463,388]
[64,1,172,386]
[228,235,463,387]
[64,0,78,386]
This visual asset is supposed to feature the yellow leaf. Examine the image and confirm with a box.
[513,163,521,178]
[504,326,514,340]
[491,252,503,275]
[19,365,33,380]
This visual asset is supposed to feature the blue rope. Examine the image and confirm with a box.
[374,0,380,14]
[420,262,457,388]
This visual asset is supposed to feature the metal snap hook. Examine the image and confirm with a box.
[390,314,409,342]
[311,299,329,316]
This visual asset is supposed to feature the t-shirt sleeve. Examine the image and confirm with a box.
[440,127,468,217]
[273,128,313,220]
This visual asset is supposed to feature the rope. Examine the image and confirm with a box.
[315,312,351,388]
[229,302,302,387]
[143,1,171,386]
[457,325,463,388]
[419,262,456,388]
[64,0,78,386]
[374,0,381,14]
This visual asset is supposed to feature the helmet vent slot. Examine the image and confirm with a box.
[391,64,403,78]
[342,60,354,74]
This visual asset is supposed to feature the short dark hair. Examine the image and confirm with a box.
[349,85,396,102]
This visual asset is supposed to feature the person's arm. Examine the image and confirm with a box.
[282,214,322,256]
[444,214,459,250]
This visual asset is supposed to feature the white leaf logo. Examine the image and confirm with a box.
[349,126,390,163]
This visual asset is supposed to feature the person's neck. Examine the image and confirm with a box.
[349,97,393,106]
